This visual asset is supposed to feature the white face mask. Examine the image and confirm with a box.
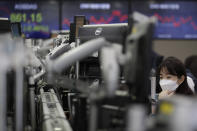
[159,79,179,91]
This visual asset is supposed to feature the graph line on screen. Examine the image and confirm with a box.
[0,7,11,16]
[154,13,197,30]
[62,10,128,29]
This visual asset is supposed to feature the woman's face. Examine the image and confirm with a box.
[160,67,184,85]
[160,67,178,81]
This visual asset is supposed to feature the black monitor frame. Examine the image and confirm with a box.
[124,19,155,103]
[78,23,128,44]
[0,18,11,33]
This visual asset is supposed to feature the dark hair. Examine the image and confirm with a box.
[157,57,193,95]
[185,55,197,78]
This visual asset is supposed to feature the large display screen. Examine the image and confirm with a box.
[131,1,197,39]
[0,1,59,38]
[62,1,128,30]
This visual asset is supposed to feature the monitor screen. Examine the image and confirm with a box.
[62,1,128,30]
[11,22,21,37]
[131,1,197,39]
[0,1,59,38]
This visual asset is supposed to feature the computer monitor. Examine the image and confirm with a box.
[62,1,128,30]
[78,23,128,44]
[69,15,87,43]
[11,22,21,37]
[77,23,128,80]
[0,18,22,38]
[0,18,11,33]
[0,1,59,39]
[124,18,155,103]
[131,1,197,39]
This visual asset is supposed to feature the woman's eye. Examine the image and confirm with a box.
[160,77,163,79]
[167,76,171,79]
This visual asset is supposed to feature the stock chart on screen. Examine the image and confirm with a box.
[62,1,128,30]
[131,1,197,39]
[0,1,59,38]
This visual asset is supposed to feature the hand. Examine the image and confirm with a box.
[159,90,175,99]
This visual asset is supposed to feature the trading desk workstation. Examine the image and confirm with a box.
[0,1,197,131]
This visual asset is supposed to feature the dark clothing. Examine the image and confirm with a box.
[186,69,197,93]
[151,51,164,70]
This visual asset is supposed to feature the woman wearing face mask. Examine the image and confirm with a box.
[157,57,194,99]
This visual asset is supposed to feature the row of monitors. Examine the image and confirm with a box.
[0,1,197,39]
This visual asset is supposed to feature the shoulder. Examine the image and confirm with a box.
[187,76,195,93]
